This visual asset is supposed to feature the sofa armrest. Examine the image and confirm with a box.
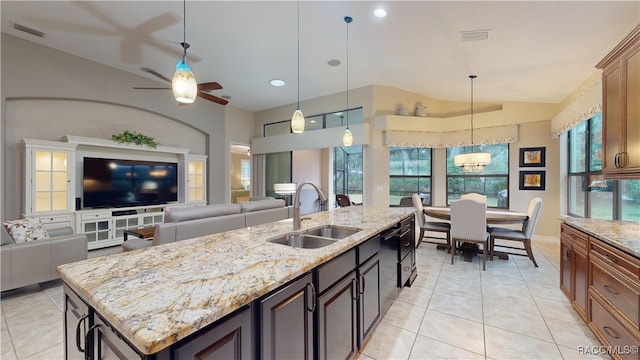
[47,226,74,237]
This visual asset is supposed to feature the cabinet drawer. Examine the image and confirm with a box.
[591,259,640,328]
[589,297,640,360]
[81,212,111,221]
[316,249,356,294]
[398,254,413,288]
[591,240,640,280]
[561,224,588,250]
[40,214,72,224]
[357,236,381,265]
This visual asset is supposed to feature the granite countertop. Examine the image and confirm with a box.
[560,216,640,258]
[58,206,414,355]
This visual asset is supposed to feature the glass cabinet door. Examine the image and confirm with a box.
[33,150,70,212]
[187,158,206,202]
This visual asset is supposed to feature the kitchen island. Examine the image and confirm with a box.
[59,206,415,359]
[560,216,640,360]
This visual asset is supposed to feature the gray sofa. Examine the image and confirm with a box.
[122,199,291,251]
[1,227,88,292]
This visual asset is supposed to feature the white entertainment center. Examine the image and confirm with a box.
[23,136,207,250]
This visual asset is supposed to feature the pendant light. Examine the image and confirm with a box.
[342,16,353,147]
[454,75,491,172]
[172,0,198,104]
[291,1,305,133]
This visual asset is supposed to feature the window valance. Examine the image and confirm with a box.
[384,124,519,148]
[551,79,602,137]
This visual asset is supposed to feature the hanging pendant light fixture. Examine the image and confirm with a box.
[454,75,491,172]
[291,1,305,133]
[172,0,198,104]
[342,16,353,147]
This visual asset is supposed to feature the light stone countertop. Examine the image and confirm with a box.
[58,206,414,355]
[560,216,640,258]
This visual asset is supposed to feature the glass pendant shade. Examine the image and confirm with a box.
[291,109,305,133]
[454,152,491,172]
[342,128,353,146]
[172,61,198,104]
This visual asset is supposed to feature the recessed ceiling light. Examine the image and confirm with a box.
[270,79,286,87]
[373,8,387,18]
[328,59,341,67]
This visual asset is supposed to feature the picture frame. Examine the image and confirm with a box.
[519,171,546,191]
[519,147,546,167]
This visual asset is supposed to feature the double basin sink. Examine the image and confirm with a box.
[268,225,362,249]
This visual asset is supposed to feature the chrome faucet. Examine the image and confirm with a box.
[293,181,327,230]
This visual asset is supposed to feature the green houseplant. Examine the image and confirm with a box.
[112,130,159,148]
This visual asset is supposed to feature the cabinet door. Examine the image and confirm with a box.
[174,305,252,359]
[623,46,640,171]
[92,315,142,360]
[317,271,357,360]
[603,64,623,173]
[358,254,381,348]
[64,285,91,360]
[574,246,588,321]
[560,236,572,300]
[260,273,314,360]
[27,147,74,213]
[186,157,207,203]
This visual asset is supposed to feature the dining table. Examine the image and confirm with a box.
[423,207,529,262]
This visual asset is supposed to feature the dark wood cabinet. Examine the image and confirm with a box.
[597,24,640,179]
[259,273,314,360]
[91,315,142,360]
[317,270,358,360]
[357,254,381,348]
[173,306,252,360]
[560,223,588,320]
[64,284,91,360]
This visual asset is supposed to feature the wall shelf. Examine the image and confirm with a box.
[63,135,189,155]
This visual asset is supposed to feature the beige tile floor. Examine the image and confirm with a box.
[1,236,607,360]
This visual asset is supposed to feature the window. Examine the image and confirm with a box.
[263,108,363,137]
[568,113,640,221]
[240,160,250,189]
[446,144,510,208]
[389,147,432,206]
[334,145,363,204]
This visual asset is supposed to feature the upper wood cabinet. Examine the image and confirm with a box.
[596,24,640,179]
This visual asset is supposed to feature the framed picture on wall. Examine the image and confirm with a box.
[519,171,546,191]
[519,147,546,167]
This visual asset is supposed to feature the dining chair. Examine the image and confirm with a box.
[489,197,542,267]
[450,198,489,270]
[460,193,487,203]
[412,193,450,250]
[335,194,353,207]
[399,196,414,207]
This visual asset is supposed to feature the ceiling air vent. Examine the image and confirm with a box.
[460,29,490,42]
[13,23,46,38]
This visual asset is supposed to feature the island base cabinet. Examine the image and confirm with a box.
[588,296,640,360]
[92,315,142,360]
[64,285,91,360]
[317,271,358,360]
[173,305,252,360]
[259,273,314,360]
[358,254,381,348]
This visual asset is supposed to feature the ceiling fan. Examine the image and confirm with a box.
[135,67,229,105]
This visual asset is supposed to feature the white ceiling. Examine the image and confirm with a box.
[2,1,639,112]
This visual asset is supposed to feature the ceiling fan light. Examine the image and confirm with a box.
[342,128,353,146]
[172,61,197,104]
[291,109,305,133]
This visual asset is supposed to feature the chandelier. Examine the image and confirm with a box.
[454,75,491,172]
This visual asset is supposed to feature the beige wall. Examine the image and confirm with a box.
[1,34,257,219]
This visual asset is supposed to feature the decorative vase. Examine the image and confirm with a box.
[397,106,409,116]
[415,106,427,117]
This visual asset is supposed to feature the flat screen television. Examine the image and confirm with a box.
[83,157,178,209]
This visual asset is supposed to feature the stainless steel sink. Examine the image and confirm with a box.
[302,225,362,240]
[267,225,362,249]
[268,233,337,249]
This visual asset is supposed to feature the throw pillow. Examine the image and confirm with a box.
[2,218,50,243]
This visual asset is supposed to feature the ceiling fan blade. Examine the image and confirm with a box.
[24,17,115,36]
[121,40,142,64]
[75,1,122,29]
[140,67,172,83]
[198,82,223,91]
[198,92,229,106]
[135,13,179,33]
